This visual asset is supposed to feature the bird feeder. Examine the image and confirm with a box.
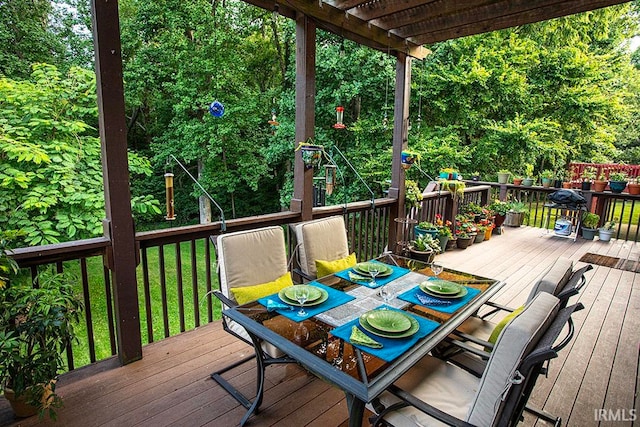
[164,172,176,220]
[333,106,346,129]
[325,164,337,195]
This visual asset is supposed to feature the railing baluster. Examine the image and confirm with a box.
[175,242,185,333]
[80,258,96,364]
[103,264,117,354]
[191,239,200,328]
[141,248,154,343]
[158,245,170,338]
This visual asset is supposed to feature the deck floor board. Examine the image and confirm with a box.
[1,226,637,427]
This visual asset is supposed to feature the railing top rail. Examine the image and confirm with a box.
[10,236,111,266]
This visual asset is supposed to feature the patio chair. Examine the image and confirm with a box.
[369,292,582,427]
[210,226,296,426]
[291,215,353,281]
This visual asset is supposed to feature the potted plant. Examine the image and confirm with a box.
[497,169,510,184]
[488,200,509,229]
[455,230,474,249]
[405,179,423,208]
[512,174,523,186]
[0,230,83,419]
[415,221,439,239]
[471,172,481,181]
[581,212,600,240]
[401,150,420,170]
[434,214,453,252]
[609,171,628,194]
[599,217,617,242]
[409,233,440,262]
[439,167,458,180]
[540,170,554,188]
[580,166,596,191]
[553,171,565,189]
[627,177,640,195]
[474,224,487,243]
[593,171,608,192]
[504,201,529,227]
[522,164,535,186]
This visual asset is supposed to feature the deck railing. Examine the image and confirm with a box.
[10,181,637,372]
[8,199,397,371]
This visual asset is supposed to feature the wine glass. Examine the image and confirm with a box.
[431,262,443,278]
[294,286,310,317]
[369,264,381,288]
[431,262,444,292]
[379,284,395,304]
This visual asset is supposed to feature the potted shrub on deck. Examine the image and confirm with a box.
[580,166,596,191]
[541,170,554,188]
[488,200,509,231]
[581,212,600,240]
[414,221,439,239]
[497,170,510,184]
[0,230,83,419]
[434,215,453,252]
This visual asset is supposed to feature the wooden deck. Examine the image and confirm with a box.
[1,226,638,427]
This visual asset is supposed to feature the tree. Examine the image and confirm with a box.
[0,64,160,246]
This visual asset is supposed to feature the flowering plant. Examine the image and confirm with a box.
[434,214,453,238]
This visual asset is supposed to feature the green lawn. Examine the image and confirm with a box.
[64,238,221,368]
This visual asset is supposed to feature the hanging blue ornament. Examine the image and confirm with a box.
[209,100,224,118]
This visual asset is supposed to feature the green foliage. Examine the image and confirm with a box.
[0,230,83,418]
[582,212,600,229]
[0,64,160,245]
[411,233,441,253]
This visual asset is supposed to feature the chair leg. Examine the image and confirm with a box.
[525,404,561,426]
[210,353,257,410]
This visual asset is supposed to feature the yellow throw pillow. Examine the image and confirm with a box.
[316,253,357,278]
[230,272,293,305]
[488,305,525,345]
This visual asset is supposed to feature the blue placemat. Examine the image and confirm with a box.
[257,282,355,322]
[331,305,439,362]
[334,261,411,288]
[397,282,481,314]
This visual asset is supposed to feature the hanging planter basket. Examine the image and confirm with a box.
[401,151,420,170]
[296,142,324,169]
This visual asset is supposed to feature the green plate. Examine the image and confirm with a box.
[421,279,463,295]
[283,285,323,302]
[359,310,419,338]
[353,262,393,277]
[365,310,412,332]
[278,286,329,307]
[419,282,468,299]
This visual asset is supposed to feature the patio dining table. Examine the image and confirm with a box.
[223,252,505,427]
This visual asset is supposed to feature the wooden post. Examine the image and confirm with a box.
[388,52,411,252]
[91,0,142,364]
[291,13,316,221]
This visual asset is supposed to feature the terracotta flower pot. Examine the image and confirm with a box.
[513,178,523,186]
[628,183,640,195]
[562,182,572,189]
[593,180,607,192]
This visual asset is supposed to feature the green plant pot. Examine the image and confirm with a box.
[497,173,510,184]
[474,232,485,243]
[438,236,449,252]
[609,181,627,194]
[522,178,534,186]
[581,227,597,240]
[414,226,438,239]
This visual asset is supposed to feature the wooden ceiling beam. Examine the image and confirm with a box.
[410,0,630,45]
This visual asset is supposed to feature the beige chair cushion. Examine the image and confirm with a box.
[467,292,559,426]
[294,216,350,278]
[216,226,288,358]
[217,226,288,305]
[527,257,573,301]
[372,293,559,426]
